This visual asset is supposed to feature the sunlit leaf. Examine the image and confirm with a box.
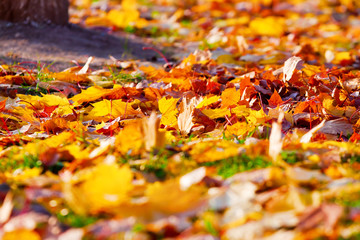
[159,97,179,126]
[146,179,204,214]
[221,87,240,108]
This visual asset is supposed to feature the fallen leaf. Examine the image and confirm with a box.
[0,192,13,224]
[159,97,179,126]
[221,88,240,108]
[178,97,198,135]
[283,56,303,82]
[297,204,343,232]
[300,120,326,143]
[146,179,204,214]
[142,112,166,151]
[269,112,284,162]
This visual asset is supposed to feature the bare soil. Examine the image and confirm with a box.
[0,21,168,71]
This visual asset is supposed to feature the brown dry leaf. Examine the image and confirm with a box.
[319,118,353,136]
[297,204,343,232]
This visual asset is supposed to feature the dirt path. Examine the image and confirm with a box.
[0,21,170,71]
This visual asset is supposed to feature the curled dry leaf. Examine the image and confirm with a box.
[283,56,303,82]
[142,111,166,151]
[77,56,94,75]
[0,192,13,224]
[269,112,284,162]
[178,97,198,135]
[300,120,325,143]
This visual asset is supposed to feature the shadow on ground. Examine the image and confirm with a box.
[0,21,167,71]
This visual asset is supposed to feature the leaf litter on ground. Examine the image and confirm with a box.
[1,0,360,239]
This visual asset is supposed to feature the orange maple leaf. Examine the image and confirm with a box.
[268,90,283,107]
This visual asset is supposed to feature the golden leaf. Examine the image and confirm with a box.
[249,17,285,37]
[196,95,220,109]
[221,87,240,108]
[146,179,204,214]
[88,99,139,120]
[107,9,140,28]
[115,121,144,156]
[190,140,240,163]
[159,97,179,126]
[322,98,345,117]
[3,230,41,240]
[64,164,134,214]
[201,108,231,119]
[71,86,112,105]
[226,122,251,138]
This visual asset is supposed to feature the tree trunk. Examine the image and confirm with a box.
[0,0,69,25]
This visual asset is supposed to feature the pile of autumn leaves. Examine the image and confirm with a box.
[1,51,360,239]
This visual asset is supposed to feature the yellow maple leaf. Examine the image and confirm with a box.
[18,94,69,108]
[159,97,179,126]
[5,168,41,183]
[196,95,220,109]
[226,121,252,138]
[122,0,137,11]
[201,108,231,119]
[88,99,139,121]
[115,121,144,156]
[22,132,75,156]
[71,86,112,105]
[107,0,148,28]
[63,144,90,160]
[246,108,268,125]
[231,105,250,118]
